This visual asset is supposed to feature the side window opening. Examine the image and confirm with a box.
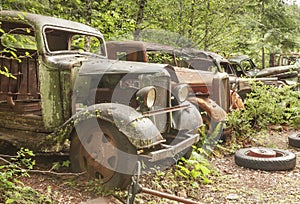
[241,60,253,71]
[45,29,68,51]
[115,51,127,61]
[70,34,103,54]
[0,21,40,115]
[0,22,37,55]
[147,51,176,65]
[44,28,105,55]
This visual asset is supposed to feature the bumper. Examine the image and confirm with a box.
[147,132,199,162]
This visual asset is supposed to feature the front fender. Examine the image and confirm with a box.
[49,103,164,149]
[188,97,227,123]
[172,100,203,132]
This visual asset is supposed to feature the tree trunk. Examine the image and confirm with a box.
[86,0,92,25]
[134,0,147,40]
[261,0,265,68]
[269,53,275,67]
[204,0,210,51]
[188,0,195,39]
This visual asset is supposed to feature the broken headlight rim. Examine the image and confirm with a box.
[173,84,189,103]
[136,86,156,108]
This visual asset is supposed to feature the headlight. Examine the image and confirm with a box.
[136,86,156,108]
[173,84,189,103]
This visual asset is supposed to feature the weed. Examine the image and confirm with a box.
[0,148,55,203]
[176,148,214,184]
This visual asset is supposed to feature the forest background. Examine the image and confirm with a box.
[1,0,300,68]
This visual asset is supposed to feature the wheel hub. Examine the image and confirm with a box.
[247,148,276,158]
[79,126,118,182]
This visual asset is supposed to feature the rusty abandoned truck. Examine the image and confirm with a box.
[106,41,229,135]
[166,49,284,100]
[228,55,300,90]
[0,11,203,189]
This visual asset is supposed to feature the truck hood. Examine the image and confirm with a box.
[79,59,171,76]
[45,54,171,76]
[254,64,300,78]
[171,67,214,85]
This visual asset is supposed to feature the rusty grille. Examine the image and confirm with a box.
[212,73,230,112]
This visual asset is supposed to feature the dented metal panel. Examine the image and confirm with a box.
[187,96,227,123]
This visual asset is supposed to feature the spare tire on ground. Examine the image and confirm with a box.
[288,133,300,148]
[234,147,296,171]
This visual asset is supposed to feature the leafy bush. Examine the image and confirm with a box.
[175,122,223,184]
[227,81,300,138]
[176,149,213,184]
[0,148,54,204]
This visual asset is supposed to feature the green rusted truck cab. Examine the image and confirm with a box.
[0,11,107,148]
[0,11,202,189]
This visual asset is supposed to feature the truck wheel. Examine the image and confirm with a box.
[201,114,217,136]
[235,147,296,171]
[288,133,300,148]
[70,119,137,190]
[181,147,193,160]
[237,89,251,100]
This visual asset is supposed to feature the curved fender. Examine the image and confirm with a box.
[188,97,227,123]
[230,90,245,110]
[50,103,164,149]
[172,101,203,132]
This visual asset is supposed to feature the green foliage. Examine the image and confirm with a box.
[50,160,70,171]
[227,81,300,138]
[11,148,35,170]
[84,179,113,197]
[0,66,16,79]
[176,147,214,184]
[173,123,224,184]
[0,148,54,203]
[2,0,300,58]
[147,52,175,64]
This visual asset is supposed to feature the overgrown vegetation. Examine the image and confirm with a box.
[227,81,300,145]
[176,82,300,187]
[176,150,214,184]
[0,148,54,203]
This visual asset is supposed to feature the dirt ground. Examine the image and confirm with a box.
[15,127,300,204]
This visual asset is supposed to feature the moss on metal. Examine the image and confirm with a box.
[44,104,162,150]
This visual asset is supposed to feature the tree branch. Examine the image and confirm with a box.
[0,155,86,177]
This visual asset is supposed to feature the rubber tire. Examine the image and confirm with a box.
[201,114,219,137]
[182,147,193,160]
[237,89,251,100]
[288,133,300,148]
[235,148,296,171]
[70,119,137,190]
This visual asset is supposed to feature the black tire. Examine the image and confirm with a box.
[237,89,251,100]
[234,147,296,171]
[181,147,193,160]
[201,114,217,136]
[70,119,137,190]
[288,133,300,148]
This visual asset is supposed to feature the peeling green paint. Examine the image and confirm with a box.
[39,61,65,130]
